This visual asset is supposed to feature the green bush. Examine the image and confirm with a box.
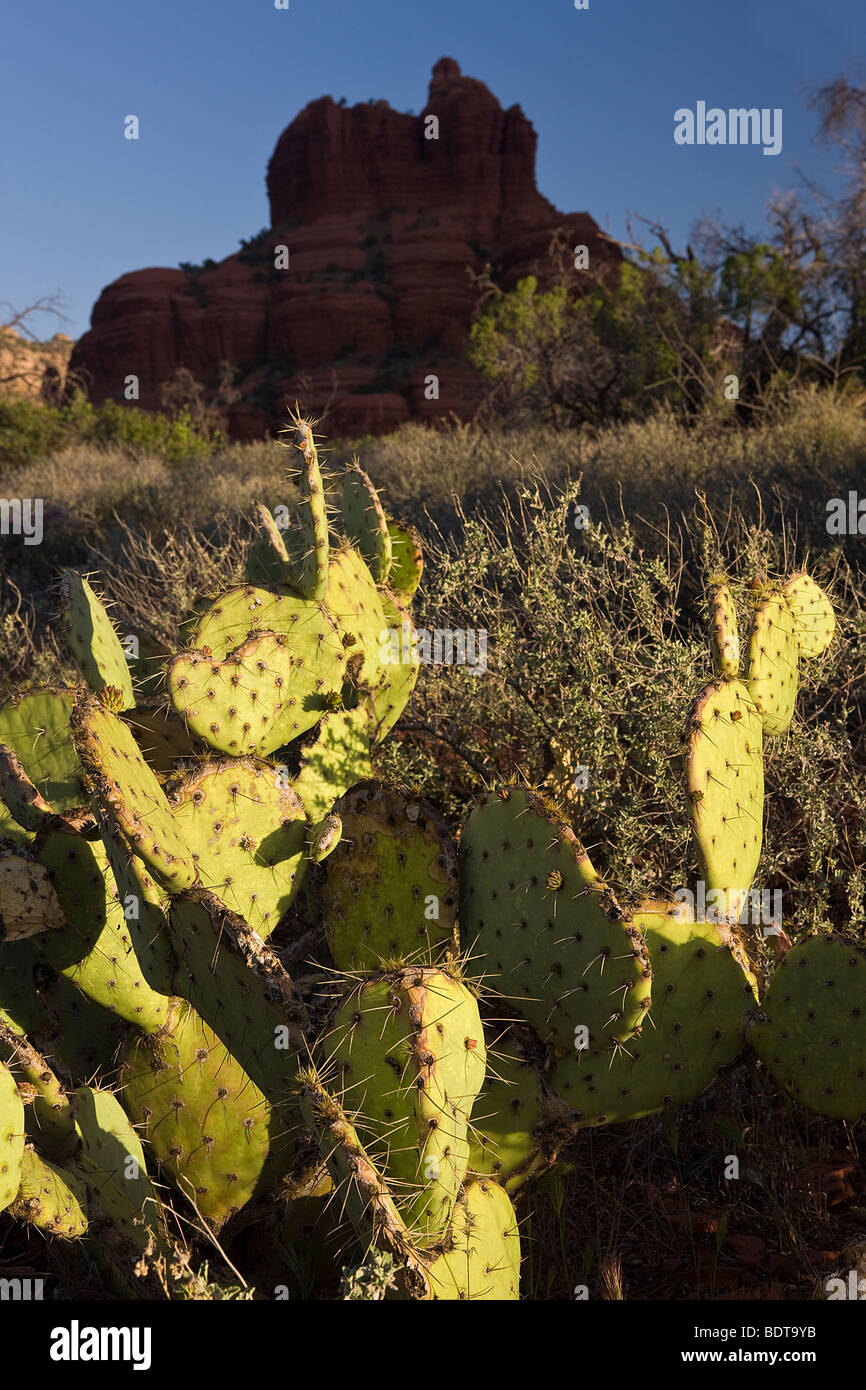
[0,391,219,472]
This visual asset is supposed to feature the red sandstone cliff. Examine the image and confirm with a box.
[69,58,618,439]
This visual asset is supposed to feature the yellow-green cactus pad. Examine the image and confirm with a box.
[71,695,196,893]
[427,1179,520,1301]
[321,780,458,971]
[122,1000,291,1229]
[169,758,309,937]
[320,967,487,1240]
[385,518,423,601]
[11,1146,88,1237]
[0,688,84,818]
[683,678,764,921]
[60,573,135,710]
[708,582,739,678]
[292,707,373,823]
[35,828,171,1033]
[549,914,757,1125]
[746,594,800,735]
[751,934,866,1121]
[342,463,392,584]
[460,787,652,1051]
[782,572,836,658]
[0,1057,24,1212]
[168,630,337,757]
[369,592,420,742]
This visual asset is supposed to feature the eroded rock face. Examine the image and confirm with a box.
[69,58,618,439]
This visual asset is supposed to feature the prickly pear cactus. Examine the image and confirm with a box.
[746,593,800,735]
[683,678,764,922]
[460,787,652,1051]
[61,573,136,711]
[750,934,866,1121]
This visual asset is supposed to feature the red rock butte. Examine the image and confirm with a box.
[69,57,619,439]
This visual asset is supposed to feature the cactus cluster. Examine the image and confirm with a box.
[0,420,848,1301]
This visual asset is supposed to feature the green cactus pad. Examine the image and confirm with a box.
[0,1021,77,1161]
[95,810,177,998]
[324,546,389,691]
[782,573,836,658]
[292,707,373,823]
[320,967,487,1240]
[369,593,420,741]
[0,850,67,942]
[460,787,652,1050]
[0,1056,25,1212]
[122,1000,291,1229]
[169,759,308,937]
[0,940,48,1038]
[468,1044,562,1193]
[299,1068,432,1298]
[281,417,330,601]
[0,688,84,817]
[342,464,392,584]
[191,585,343,676]
[167,889,307,1100]
[71,694,196,893]
[683,678,764,921]
[427,1179,520,1301]
[71,1085,168,1294]
[0,742,54,831]
[549,914,757,1126]
[386,518,424,601]
[746,594,800,735]
[34,827,170,1033]
[11,1146,89,1237]
[169,630,337,757]
[321,780,458,971]
[708,582,740,678]
[750,934,866,1121]
[31,959,130,1081]
[60,573,135,711]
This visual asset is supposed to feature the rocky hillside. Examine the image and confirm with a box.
[69,58,618,439]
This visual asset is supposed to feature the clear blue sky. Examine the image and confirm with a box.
[1,0,862,341]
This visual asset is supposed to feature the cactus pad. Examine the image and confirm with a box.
[386,518,424,601]
[342,464,392,584]
[0,742,54,831]
[321,781,458,971]
[0,1057,24,1211]
[0,688,84,817]
[708,582,739,678]
[71,695,196,892]
[370,594,420,741]
[60,573,135,710]
[683,678,764,921]
[122,1001,290,1228]
[460,787,652,1050]
[11,1146,88,1237]
[549,914,757,1125]
[427,1179,520,1300]
[292,707,373,823]
[750,934,866,1121]
[169,759,308,936]
[782,572,836,658]
[746,594,800,735]
[320,967,487,1239]
[281,417,330,601]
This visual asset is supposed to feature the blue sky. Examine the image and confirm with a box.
[1,0,862,341]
